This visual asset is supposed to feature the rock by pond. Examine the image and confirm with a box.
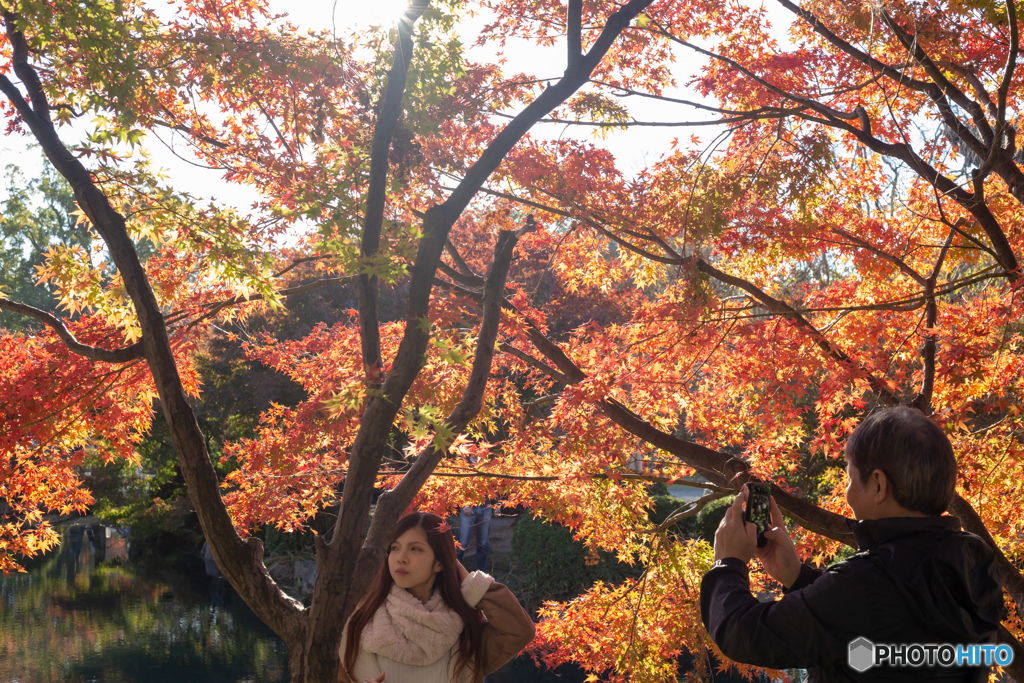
[293,560,317,598]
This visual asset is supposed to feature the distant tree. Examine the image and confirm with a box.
[0,161,84,330]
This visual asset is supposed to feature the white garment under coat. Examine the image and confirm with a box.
[339,570,534,683]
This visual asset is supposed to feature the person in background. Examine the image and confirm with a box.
[456,504,492,573]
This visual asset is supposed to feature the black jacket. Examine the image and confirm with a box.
[700,516,1004,682]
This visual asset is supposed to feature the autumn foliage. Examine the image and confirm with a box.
[2,0,1024,680]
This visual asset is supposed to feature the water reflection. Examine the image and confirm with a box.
[0,524,288,683]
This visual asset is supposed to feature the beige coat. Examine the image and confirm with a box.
[339,573,536,683]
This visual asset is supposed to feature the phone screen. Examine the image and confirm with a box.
[745,483,771,546]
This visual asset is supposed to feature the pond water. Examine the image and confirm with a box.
[1,524,607,683]
[0,524,289,683]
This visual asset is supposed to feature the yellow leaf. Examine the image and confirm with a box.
[70,208,93,228]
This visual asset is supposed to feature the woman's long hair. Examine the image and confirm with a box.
[341,512,485,682]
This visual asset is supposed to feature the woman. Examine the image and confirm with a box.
[339,512,535,683]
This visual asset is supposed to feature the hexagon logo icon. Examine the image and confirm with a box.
[848,637,875,672]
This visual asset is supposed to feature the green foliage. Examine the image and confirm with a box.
[509,494,734,613]
[91,411,198,543]
[0,161,85,330]
[510,515,642,609]
[260,525,317,561]
[101,495,197,543]
[17,0,163,133]
[646,481,670,496]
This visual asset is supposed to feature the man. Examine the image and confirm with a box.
[701,405,1004,682]
[456,503,492,572]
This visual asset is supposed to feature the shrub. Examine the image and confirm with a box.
[648,494,735,542]
[510,516,641,608]
[509,497,735,612]
[646,481,670,496]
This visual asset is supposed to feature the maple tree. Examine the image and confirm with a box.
[2,0,1024,680]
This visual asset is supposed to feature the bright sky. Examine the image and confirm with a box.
[1,0,795,214]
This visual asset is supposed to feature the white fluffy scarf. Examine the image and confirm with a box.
[360,584,464,666]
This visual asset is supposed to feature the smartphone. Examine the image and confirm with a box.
[744,483,772,548]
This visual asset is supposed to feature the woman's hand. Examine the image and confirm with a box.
[754,496,802,589]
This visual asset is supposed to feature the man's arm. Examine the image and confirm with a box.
[700,558,856,669]
[703,491,865,670]
[783,563,824,593]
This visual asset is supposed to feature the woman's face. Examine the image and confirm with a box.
[389,525,442,602]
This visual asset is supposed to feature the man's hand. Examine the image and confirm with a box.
[754,495,802,589]
[713,488,757,563]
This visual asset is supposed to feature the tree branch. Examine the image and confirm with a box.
[912,222,960,413]
[652,491,731,533]
[776,0,1008,189]
[973,0,1019,191]
[419,468,734,493]
[306,7,661,665]
[933,61,998,119]
[772,0,932,94]
[0,297,143,362]
[490,300,861,544]
[3,11,50,121]
[870,7,1024,221]
[437,260,486,289]
[680,0,1023,277]
[590,78,814,115]
[357,0,430,386]
[444,239,480,280]
[328,1,660,599]
[250,89,296,158]
[876,10,995,146]
[567,0,582,70]
[443,0,656,215]
[694,259,901,405]
[598,398,858,544]
[151,117,230,149]
[442,181,687,265]
[948,495,1024,630]
[366,225,525,550]
[832,228,926,286]
[497,341,573,384]
[515,114,792,127]
[792,106,1020,278]
[168,275,356,327]
[439,180,905,406]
